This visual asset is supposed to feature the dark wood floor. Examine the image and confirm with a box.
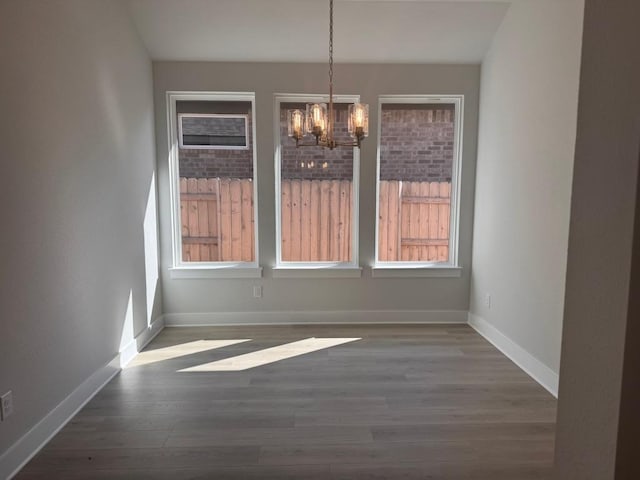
[17,325,557,479]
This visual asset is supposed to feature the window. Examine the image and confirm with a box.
[178,114,249,149]
[274,95,360,273]
[375,96,463,269]
[167,92,259,276]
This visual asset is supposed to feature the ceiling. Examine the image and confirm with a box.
[128,0,511,64]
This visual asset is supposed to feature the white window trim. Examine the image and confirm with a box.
[166,91,260,277]
[273,94,360,274]
[373,95,464,273]
[178,113,250,150]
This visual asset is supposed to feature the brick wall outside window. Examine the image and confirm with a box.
[380,105,454,182]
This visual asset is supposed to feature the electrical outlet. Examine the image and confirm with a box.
[1,391,13,421]
[484,294,492,309]
[253,286,262,298]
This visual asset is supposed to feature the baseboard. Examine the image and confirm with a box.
[120,315,166,367]
[0,356,120,480]
[0,315,166,479]
[163,309,468,326]
[467,312,559,397]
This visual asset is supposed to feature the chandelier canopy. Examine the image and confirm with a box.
[287,0,369,150]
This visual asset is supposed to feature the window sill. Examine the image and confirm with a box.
[169,265,263,279]
[272,265,363,279]
[371,265,462,278]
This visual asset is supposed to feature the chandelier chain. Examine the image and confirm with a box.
[328,0,334,142]
[329,0,333,92]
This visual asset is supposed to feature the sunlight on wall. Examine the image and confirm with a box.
[179,337,361,372]
[128,339,251,367]
[143,173,159,326]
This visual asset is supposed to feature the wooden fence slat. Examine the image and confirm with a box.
[219,179,232,261]
[329,180,341,261]
[301,180,312,262]
[401,238,449,247]
[339,179,350,261]
[241,179,253,262]
[402,196,450,204]
[197,178,210,261]
[291,180,302,261]
[180,193,220,201]
[387,180,400,261]
[206,179,219,261]
[400,182,410,261]
[187,178,200,261]
[310,180,321,261]
[408,182,421,261]
[419,181,430,261]
[428,182,440,261]
[438,182,450,262]
[180,178,189,261]
[378,180,389,261]
[281,179,291,261]
[183,237,218,245]
[230,180,242,260]
[320,180,331,261]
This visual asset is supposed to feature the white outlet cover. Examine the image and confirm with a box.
[485,294,491,308]
[253,286,262,298]
[1,391,13,420]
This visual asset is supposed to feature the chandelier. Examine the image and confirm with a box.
[287,0,369,150]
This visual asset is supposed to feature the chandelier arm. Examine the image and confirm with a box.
[294,140,360,149]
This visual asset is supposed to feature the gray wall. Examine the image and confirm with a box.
[0,0,160,461]
[153,63,479,317]
[554,0,640,478]
[469,0,584,375]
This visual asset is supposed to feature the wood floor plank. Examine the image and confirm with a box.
[16,325,557,479]
[165,426,373,448]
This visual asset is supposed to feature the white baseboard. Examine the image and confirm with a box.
[120,315,166,367]
[0,356,120,480]
[163,309,469,326]
[467,312,559,397]
[0,315,165,479]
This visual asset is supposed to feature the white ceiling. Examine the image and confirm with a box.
[128,0,511,63]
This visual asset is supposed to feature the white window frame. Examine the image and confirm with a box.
[178,113,250,150]
[166,91,261,279]
[373,95,464,278]
[273,94,361,278]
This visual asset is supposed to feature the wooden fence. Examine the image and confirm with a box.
[180,178,254,262]
[378,181,450,262]
[179,178,450,263]
[281,179,353,262]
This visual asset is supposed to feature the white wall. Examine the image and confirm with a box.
[554,0,640,478]
[0,0,160,474]
[469,0,584,389]
[153,62,480,323]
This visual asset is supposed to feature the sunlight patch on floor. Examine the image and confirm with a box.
[128,339,251,367]
[179,337,361,372]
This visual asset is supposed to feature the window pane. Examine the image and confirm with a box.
[177,100,255,263]
[378,103,454,263]
[279,102,354,262]
[180,115,248,148]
